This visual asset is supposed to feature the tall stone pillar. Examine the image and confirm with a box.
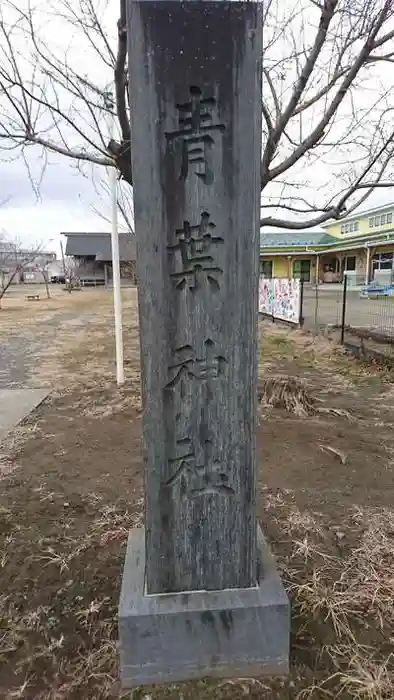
[118,0,289,686]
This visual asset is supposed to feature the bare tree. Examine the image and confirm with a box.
[60,239,80,293]
[0,234,44,307]
[259,0,394,228]
[39,262,51,299]
[80,163,134,233]
[1,0,394,229]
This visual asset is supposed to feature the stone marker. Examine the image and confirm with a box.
[119,0,289,686]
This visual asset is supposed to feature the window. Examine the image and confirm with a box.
[345,256,356,272]
[381,214,386,225]
[380,252,393,270]
[293,259,311,282]
[369,218,374,228]
[388,213,393,224]
[372,252,394,271]
[260,260,272,278]
[343,220,358,234]
[375,216,380,226]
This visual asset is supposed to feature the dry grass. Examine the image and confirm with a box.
[1,285,141,393]
[22,288,140,391]
[328,647,394,699]
[256,474,394,698]
[344,508,394,629]
[258,376,316,416]
[1,300,394,698]
[0,422,40,481]
[0,285,95,330]
[283,503,394,698]
[259,322,390,393]
[258,376,354,423]
[0,493,144,700]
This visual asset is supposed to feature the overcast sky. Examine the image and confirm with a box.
[0,0,118,252]
[0,151,115,252]
[1,0,394,250]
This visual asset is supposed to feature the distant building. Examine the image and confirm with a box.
[62,231,137,285]
[0,242,57,284]
[260,202,394,286]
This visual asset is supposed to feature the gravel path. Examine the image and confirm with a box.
[0,335,34,389]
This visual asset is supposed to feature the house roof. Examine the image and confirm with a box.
[260,231,336,248]
[260,228,394,256]
[321,201,394,228]
[62,232,136,262]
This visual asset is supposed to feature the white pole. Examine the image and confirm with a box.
[314,254,319,334]
[365,246,370,286]
[107,90,125,386]
[110,160,125,385]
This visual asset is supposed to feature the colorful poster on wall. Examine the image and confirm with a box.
[259,277,301,324]
[258,278,274,315]
[272,278,301,324]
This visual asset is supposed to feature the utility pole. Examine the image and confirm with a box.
[104,89,125,386]
[60,239,71,294]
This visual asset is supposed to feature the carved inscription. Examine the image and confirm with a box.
[166,436,234,497]
[165,340,230,498]
[167,212,224,291]
[166,338,227,389]
[165,86,225,185]
[164,85,231,501]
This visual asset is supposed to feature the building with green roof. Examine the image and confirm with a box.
[260,203,394,284]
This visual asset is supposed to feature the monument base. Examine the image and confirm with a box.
[118,525,290,687]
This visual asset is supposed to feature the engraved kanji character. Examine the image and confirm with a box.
[168,211,223,291]
[166,338,227,389]
[166,437,233,498]
[165,86,225,185]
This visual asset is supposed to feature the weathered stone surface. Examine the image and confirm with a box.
[126,0,263,595]
[119,525,290,687]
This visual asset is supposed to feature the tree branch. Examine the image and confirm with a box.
[263,1,392,186]
[261,0,338,180]
[261,128,394,229]
[110,0,132,185]
[24,134,113,167]
[261,101,274,136]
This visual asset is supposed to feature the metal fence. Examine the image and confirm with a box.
[301,283,344,331]
[300,277,394,361]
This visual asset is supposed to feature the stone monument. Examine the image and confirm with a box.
[119,0,289,686]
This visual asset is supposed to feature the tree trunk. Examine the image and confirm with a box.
[0,269,19,308]
[43,273,51,299]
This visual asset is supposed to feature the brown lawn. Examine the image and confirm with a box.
[0,286,393,699]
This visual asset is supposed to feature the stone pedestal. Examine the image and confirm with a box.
[119,526,289,686]
[119,0,290,686]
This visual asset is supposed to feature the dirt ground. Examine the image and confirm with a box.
[1,286,394,699]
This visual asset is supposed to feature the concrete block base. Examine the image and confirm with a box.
[118,525,290,687]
